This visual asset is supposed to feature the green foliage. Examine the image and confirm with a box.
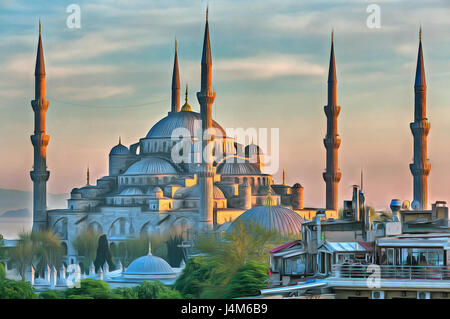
[72,228,101,272]
[64,278,122,299]
[166,234,184,267]
[0,263,5,280]
[39,290,65,299]
[133,280,182,299]
[224,260,269,299]
[113,286,138,299]
[94,234,115,272]
[9,230,64,280]
[0,278,37,299]
[174,256,222,298]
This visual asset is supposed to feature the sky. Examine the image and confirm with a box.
[0,0,450,210]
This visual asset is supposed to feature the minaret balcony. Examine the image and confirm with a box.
[31,99,49,112]
[324,105,341,117]
[410,120,430,136]
[197,91,216,105]
[409,161,431,176]
[30,170,50,182]
[30,133,50,147]
[323,136,341,149]
[323,171,342,183]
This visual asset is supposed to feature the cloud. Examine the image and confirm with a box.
[54,85,134,101]
[187,54,325,81]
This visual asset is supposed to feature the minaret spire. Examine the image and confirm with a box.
[197,6,216,231]
[31,21,50,231]
[410,26,430,210]
[323,30,341,211]
[171,38,181,113]
[86,166,90,186]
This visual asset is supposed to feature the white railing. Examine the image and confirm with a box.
[331,264,450,280]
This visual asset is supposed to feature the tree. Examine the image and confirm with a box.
[174,256,221,298]
[166,234,184,267]
[72,228,101,273]
[9,232,38,280]
[94,234,115,272]
[0,278,37,299]
[113,286,138,299]
[64,278,121,299]
[39,290,65,299]
[31,230,64,276]
[224,260,269,298]
[9,231,64,279]
[0,263,6,281]
[133,280,182,299]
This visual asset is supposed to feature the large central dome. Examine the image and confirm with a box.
[146,111,226,139]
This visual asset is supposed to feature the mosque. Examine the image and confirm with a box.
[29,11,338,266]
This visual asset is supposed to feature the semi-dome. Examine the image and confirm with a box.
[228,201,303,237]
[110,139,130,155]
[123,157,177,175]
[125,251,175,275]
[120,187,144,196]
[217,161,261,175]
[174,184,225,199]
[146,111,226,139]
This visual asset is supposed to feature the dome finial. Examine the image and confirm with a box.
[118,136,122,145]
[331,28,334,44]
[148,242,152,256]
[264,187,276,206]
[181,83,192,111]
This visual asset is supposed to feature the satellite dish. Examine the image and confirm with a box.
[402,200,410,210]
[411,200,421,211]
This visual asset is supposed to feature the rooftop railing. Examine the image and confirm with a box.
[331,264,450,280]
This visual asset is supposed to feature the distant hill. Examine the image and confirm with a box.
[0,189,67,239]
[0,188,67,217]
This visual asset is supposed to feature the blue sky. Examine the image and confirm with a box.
[0,0,450,209]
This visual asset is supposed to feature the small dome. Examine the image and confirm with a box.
[245,144,263,156]
[120,187,144,196]
[125,254,175,274]
[217,162,261,175]
[110,139,130,155]
[147,186,163,198]
[174,184,225,199]
[123,157,177,175]
[293,183,303,189]
[228,205,303,237]
[71,188,80,194]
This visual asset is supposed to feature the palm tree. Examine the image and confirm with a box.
[72,228,101,273]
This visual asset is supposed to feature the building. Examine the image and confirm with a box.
[29,11,333,266]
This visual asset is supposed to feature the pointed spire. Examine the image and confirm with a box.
[148,242,152,256]
[86,166,90,186]
[118,136,122,145]
[35,20,45,77]
[201,6,212,66]
[415,26,426,88]
[282,168,286,185]
[361,168,364,191]
[172,37,181,112]
[328,29,336,84]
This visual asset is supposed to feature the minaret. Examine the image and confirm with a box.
[322,30,342,211]
[410,27,430,210]
[171,39,181,113]
[31,21,50,232]
[197,6,216,231]
[86,166,91,186]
